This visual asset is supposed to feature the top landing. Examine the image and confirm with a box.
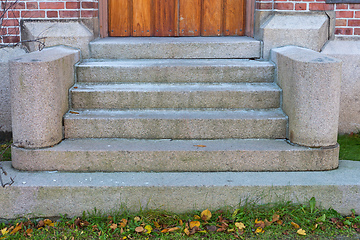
[89,37,261,59]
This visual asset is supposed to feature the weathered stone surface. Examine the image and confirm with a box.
[0,47,26,134]
[1,160,358,219]
[12,138,339,172]
[261,13,329,59]
[70,83,281,109]
[89,37,261,59]
[22,21,94,58]
[10,46,80,148]
[322,38,360,134]
[77,59,275,83]
[64,109,287,139]
[271,46,341,147]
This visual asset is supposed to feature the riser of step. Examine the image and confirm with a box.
[70,83,281,110]
[76,59,274,83]
[12,139,339,172]
[89,37,261,59]
[64,109,287,139]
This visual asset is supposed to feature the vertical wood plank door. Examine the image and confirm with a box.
[109,0,245,36]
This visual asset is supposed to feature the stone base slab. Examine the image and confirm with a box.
[12,138,338,172]
[0,160,358,219]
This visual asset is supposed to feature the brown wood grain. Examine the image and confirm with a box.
[109,0,131,36]
[133,0,152,36]
[154,0,177,36]
[202,0,222,36]
[224,0,245,36]
[179,0,201,36]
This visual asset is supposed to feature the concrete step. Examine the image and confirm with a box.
[70,83,281,110]
[76,59,274,83]
[12,138,338,172]
[64,109,287,139]
[4,159,356,219]
[89,37,261,59]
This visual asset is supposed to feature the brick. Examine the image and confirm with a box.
[336,11,354,18]
[40,2,64,10]
[335,27,353,35]
[7,27,19,35]
[335,19,347,26]
[66,2,80,9]
[26,2,39,9]
[348,19,360,26]
[6,10,20,18]
[80,10,98,17]
[59,10,80,18]
[47,11,59,18]
[21,10,46,18]
[355,11,360,18]
[256,2,273,9]
[295,3,307,10]
[2,36,20,43]
[11,2,25,9]
[1,19,19,27]
[349,4,360,9]
[301,0,315,2]
[354,28,360,35]
[275,2,294,10]
[0,28,7,35]
[81,2,97,9]
[335,4,348,9]
[309,3,334,10]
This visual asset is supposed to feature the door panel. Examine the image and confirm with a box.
[109,0,245,37]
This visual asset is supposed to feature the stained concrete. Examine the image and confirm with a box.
[70,83,281,109]
[76,59,275,83]
[322,38,360,134]
[89,37,261,59]
[63,109,287,139]
[0,160,358,218]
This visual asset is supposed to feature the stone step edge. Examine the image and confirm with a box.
[12,138,338,172]
[1,160,357,219]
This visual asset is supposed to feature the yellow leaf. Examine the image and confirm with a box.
[1,227,9,235]
[161,228,169,233]
[184,228,190,236]
[0,145,7,148]
[311,224,318,231]
[235,222,246,230]
[144,225,152,234]
[122,237,127,240]
[255,227,264,233]
[297,228,306,236]
[190,221,200,229]
[120,219,127,228]
[179,220,183,225]
[194,215,201,220]
[291,222,300,229]
[134,216,141,222]
[227,228,235,232]
[201,209,212,221]
[135,226,144,233]
[10,223,22,235]
[44,219,54,227]
[168,227,180,232]
[109,223,117,230]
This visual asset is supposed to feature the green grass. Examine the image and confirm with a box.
[0,140,11,161]
[338,132,360,161]
[0,198,359,239]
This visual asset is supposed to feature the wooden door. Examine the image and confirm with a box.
[109,0,245,36]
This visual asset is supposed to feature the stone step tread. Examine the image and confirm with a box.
[12,139,339,172]
[1,160,355,218]
[63,109,287,139]
[77,59,274,83]
[89,36,261,59]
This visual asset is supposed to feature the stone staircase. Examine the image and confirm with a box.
[10,36,334,172]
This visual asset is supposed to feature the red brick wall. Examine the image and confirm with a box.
[256,0,360,36]
[1,0,98,44]
[1,0,359,44]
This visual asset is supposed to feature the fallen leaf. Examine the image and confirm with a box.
[201,209,212,221]
[291,222,300,229]
[255,227,264,233]
[277,220,283,225]
[311,224,318,230]
[190,221,200,229]
[206,225,217,232]
[144,225,152,234]
[271,214,280,223]
[73,86,78,89]
[135,226,144,233]
[109,223,117,230]
[25,228,33,237]
[179,220,183,225]
[153,221,161,229]
[235,222,245,230]
[10,223,22,235]
[134,216,141,222]
[1,227,9,236]
[316,214,326,223]
[254,219,265,229]
[168,227,180,232]
[184,228,190,236]
[119,219,127,228]
[194,215,201,220]
[297,228,306,236]
[193,145,206,147]
[36,220,45,229]
[264,219,271,227]
[69,111,79,114]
